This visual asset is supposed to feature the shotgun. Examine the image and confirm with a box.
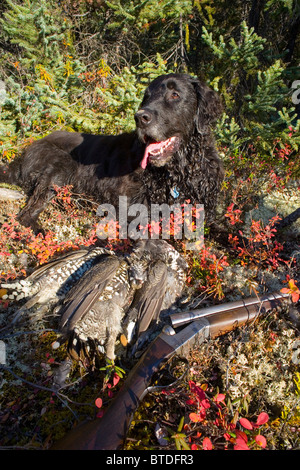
[50,291,289,450]
[170,291,289,327]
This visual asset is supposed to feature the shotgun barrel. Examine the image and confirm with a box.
[50,291,289,450]
[169,291,289,328]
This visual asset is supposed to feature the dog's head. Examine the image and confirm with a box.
[135,73,222,169]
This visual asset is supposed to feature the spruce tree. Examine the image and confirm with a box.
[201,21,300,154]
[96,54,172,133]
[0,0,91,148]
[0,0,68,65]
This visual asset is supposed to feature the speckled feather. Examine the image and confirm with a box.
[2,247,114,324]
[4,240,188,364]
[55,240,188,363]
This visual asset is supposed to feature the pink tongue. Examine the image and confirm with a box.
[140,140,171,169]
[140,147,151,169]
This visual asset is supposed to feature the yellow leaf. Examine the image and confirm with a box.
[0,288,7,298]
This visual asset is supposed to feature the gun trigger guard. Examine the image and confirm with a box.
[145,355,189,394]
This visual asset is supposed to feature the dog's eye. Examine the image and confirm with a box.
[171,91,180,99]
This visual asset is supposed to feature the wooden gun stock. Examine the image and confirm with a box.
[50,292,288,450]
[51,334,176,450]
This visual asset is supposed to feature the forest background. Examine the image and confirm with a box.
[0,0,299,451]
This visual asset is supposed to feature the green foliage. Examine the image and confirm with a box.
[0,0,69,64]
[0,0,299,161]
[265,0,295,14]
[96,54,172,133]
[202,21,300,154]
[215,115,248,150]
[104,0,193,31]
[0,0,89,144]
[0,2,175,144]
[202,20,266,69]
[245,60,288,115]
[194,0,216,26]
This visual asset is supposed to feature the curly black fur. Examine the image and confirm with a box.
[0,73,224,232]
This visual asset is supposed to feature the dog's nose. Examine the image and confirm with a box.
[134,109,152,126]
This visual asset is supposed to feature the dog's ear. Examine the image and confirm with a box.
[191,78,223,131]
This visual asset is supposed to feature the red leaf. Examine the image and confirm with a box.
[189,412,201,423]
[95,397,103,408]
[113,373,120,387]
[202,437,213,450]
[235,430,248,443]
[202,398,211,409]
[234,440,250,450]
[214,393,226,403]
[256,412,269,426]
[186,398,195,405]
[239,417,253,430]
[234,431,249,450]
[255,434,267,448]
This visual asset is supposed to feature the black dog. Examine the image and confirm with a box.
[0,73,224,233]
